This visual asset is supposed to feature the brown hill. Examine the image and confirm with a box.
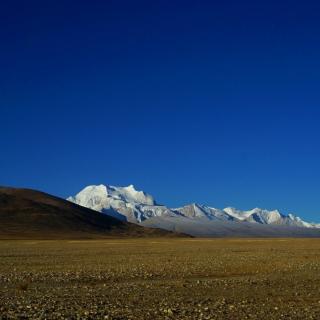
[0,187,184,239]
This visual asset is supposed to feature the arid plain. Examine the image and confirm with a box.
[0,238,320,319]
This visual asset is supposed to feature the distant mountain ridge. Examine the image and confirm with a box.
[68,184,320,236]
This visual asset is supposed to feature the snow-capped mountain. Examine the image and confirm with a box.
[223,207,318,228]
[68,184,320,233]
[67,184,173,223]
[174,203,236,221]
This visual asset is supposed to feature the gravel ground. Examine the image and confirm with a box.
[0,238,320,319]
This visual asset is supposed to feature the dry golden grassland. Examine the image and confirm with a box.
[0,238,320,319]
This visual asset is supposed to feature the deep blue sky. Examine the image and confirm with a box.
[1,1,320,221]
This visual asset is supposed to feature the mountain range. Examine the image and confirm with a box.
[68,184,320,237]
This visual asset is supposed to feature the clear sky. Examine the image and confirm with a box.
[1,1,320,221]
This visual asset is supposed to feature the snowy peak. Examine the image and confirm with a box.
[246,209,282,224]
[68,184,155,207]
[223,207,253,220]
[174,204,237,222]
[67,184,109,212]
[68,184,161,223]
[109,184,155,205]
[174,203,209,219]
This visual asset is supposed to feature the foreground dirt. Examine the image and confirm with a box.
[0,239,319,319]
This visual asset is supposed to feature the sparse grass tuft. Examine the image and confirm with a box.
[17,281,29,292]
